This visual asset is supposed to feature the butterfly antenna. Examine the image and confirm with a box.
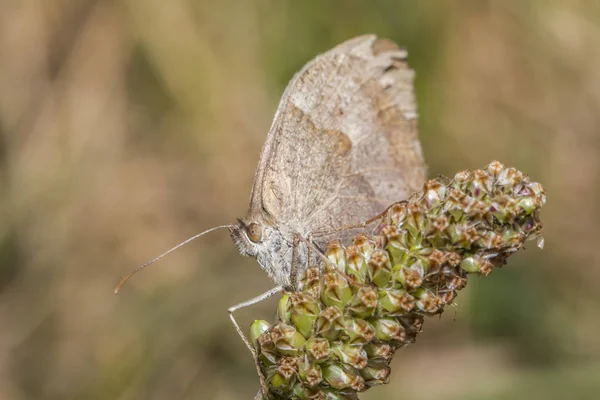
[114,224,233,294]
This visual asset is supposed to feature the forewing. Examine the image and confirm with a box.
[247,35,426,245]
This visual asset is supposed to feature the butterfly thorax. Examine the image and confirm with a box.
[229,220,313,290]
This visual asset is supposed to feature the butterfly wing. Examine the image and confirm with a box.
[247,35,426,247]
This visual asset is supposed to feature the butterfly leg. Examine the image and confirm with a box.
[309,204,395,241]
[228,286,283,399]
[290,233,337,294]
[298,234,331,268]
[289,234,302,289]
[290,233,326,289]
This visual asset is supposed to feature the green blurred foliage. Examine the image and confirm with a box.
[0,1,598,399]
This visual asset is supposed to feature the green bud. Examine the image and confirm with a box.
[249,320,271,350]
[326,240,347,273]
[422,179,446,210]
[364,342,394,363]
[347,286,378,318]
[321,272,352,309]
[299,359,323,387]
[438,290,456,305]
[425,229,448,248]
[316,307,344,341]
[444,270,468,291]
[271,323,306,357]
[453,169,473,189]
[529,182,546,206]
[413,288,441,314]
[353,233,375,259]
[469,169,492,199]
[496,167,519,192]
[345,246,368,283]
[491,194,518,222]
[360,364,391,386]
[269,372,291,391]
[290,383,315,400]
[322,364,365,392]
[378,289,414,315]
[420,248,448,273]
[367,250,392,288]
[290,293,320,338]
[447,223,480,249]
[501,225,526,246]
[300,266,322,298]
[372,318,406,343]
[342,317,376,344]
[405,201,426,236]
[477,231,505,250]
[277,356,299,380]
[460,255,492,275]
[385,229,410,266]
[264,358,299,395]
[398,314,424,335]
[393,261,424,291]
[426,215,450,238]
[443,187,467,222]
[278,293,291,324]
[487,160,504,178]
[381,224,398,239]
[387,202,407,226]
[256,329,278,364]
[305,336,331,363]
[332,343,368,369]
[518,196,536,215]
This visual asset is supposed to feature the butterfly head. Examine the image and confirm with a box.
[229,218,294,288]
[229,219,264,257]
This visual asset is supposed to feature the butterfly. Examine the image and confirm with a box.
[115,34,426,399]
[227,34,425,397]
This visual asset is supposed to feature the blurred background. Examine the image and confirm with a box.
[1,1,599,399]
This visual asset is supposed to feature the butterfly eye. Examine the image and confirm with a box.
[246,223,263,243]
